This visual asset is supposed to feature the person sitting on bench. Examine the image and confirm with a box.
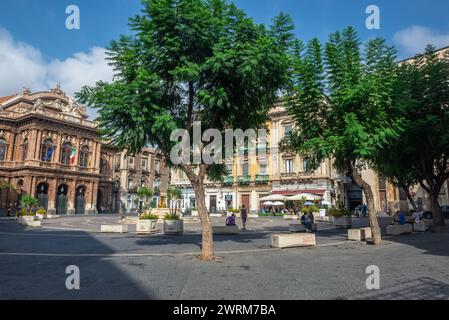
[226,214,236,226]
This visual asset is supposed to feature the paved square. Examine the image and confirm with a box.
[0,216,448,300]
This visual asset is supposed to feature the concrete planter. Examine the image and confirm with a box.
[386,224,413,236]
[332,216,352,228]
[136,219,158,235]
[164,220,184,235]
[212,225,239,235]
[36,213,47,220]
[18,216,41,227]
[191,210,199,217]
[101,225,129,233]
[283,215,299,220]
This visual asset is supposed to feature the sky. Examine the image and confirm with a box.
[1,0,449,118]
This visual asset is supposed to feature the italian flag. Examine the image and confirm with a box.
[70,147,77,165]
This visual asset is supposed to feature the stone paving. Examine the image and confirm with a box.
[0,215,448,300]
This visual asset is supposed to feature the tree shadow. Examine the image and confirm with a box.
[344,277,449,300]
[0,220,153,299]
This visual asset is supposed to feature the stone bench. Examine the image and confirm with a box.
[271,233,316,249]
[386,224,413,236]
[289,223,318,233]
[283,215,299,220]
[213,225,240,235]
[348,227,372,241]
[46,215,60,220]
[100,225,129,234]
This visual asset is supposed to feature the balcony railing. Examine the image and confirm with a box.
[222,176,234,186]
[255,174,269,184]
[238,176,251,185]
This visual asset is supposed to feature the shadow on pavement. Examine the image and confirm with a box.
[0,220,153,300]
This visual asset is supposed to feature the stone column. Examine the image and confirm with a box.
[47,178,57,215]
[67,180,76,215]
[35,130,42,160]
[250,190,258,213]
[6,132,16,161]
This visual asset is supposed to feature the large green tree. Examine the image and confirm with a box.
[284,27,402,245]
[379,46,449,230]
[77,0,292,260]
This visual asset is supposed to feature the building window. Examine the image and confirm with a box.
[260,162,267,175]
[0,138,6,161]
[153,178,161,189]
[22,139,28,161]
[155,161,160,173]
[60,142,72,165]
[242,162,249,176]
[141,158,148,172]
[303,157,311,172]
[284,124,293,136]
[285,159,294,173]
[100,157,107,175]
[141,179,146,187]
[226,164,233,175]
[128,157,135,169]
[41,139,54,162]
[128,175,135,190]
[79,146,89,167]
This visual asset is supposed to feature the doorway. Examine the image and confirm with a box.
[56,185,68,215]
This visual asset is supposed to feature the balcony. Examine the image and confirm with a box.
[255,174,269,184]
[238,176,251,185]
[281,172,297,180]
[222,176,234,186]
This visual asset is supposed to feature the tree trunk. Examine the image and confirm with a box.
[429,190,444,232]
[350,166,382,245]
[401,185,418,212]
[192,180,214,261]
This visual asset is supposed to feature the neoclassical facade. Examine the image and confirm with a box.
[0,86,168,216]
[113,148,169,213]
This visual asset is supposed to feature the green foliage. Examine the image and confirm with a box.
[20,195,39,215]
[36,209,47,216]
[164,213,181,221]
[328,201,352,217]
[227,208,241,214]
[285,27,401,175]
[76,0,292,171]
[139,213,160,220]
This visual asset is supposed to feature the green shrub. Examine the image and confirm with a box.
[164,213,181,221]
[36,209,47,216]
[328,201,352,217]
[139,213,159,220]
[19,208,36,217]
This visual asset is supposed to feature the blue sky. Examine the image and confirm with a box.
[1,0,449,118]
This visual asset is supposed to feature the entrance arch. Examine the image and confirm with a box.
[56,185,68,215]
[75,186,86,215]
[36,183,49,211]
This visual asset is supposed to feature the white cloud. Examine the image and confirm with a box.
[0,27,113,119]
[394,26,449,56]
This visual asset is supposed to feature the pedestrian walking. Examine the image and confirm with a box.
[241,205,248,230]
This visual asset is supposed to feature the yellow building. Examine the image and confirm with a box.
[171,104,340,214]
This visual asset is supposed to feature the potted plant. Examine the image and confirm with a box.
[137,213,159,234]
[18,195,39,223]
[328,201,352,228]
[137,187,154,217]
[36,209,47,220]
[163,213,183,235]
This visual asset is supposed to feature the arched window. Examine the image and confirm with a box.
[41,139,54,162]
[79,146,89,167]
[22,139,28,161]
[60,142,72,165]
[0,139,7,161]
[127,175,135,190]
